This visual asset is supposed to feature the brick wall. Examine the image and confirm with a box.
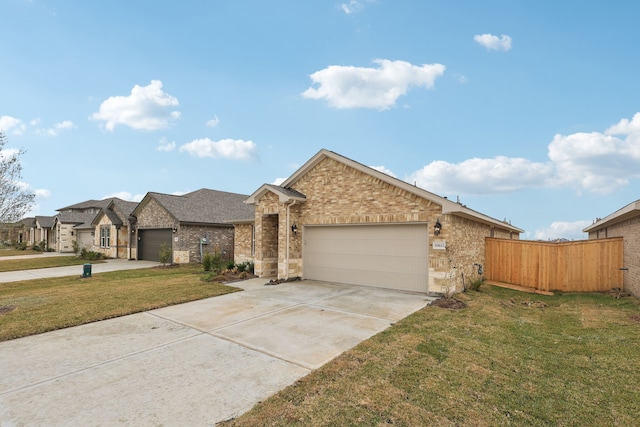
[589,216,640,298]
[135,198,234,264]
[233,223,254,263]
[177,224,234,263]
[251,156,517,291]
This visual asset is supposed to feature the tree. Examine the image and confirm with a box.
[0,131,35,223]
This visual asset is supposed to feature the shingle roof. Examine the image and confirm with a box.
[134,188,254,224]
[56,211,97,229]
[583,199,640,232]
[56,199,112,211]
[35,216,55,228]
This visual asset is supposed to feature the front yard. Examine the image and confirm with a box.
[0,264,240,341]
[224,286,640,426]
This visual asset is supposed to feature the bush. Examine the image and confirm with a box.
[158,242,172,266]
[466,277,485,292]
[226,260,235,270]
[202,250,222,272]
[79,249,105,260]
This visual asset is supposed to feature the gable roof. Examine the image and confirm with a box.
[248,149,523,233]
[91,199,139,227]
[35,216,55,228]
[57,199,112,211]
[55,211,97,229]
[583,199,640,232]
[132,188,254,225]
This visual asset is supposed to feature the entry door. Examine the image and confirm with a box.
[303,224,429,293]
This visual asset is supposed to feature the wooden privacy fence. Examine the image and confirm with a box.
[485,237,624,293]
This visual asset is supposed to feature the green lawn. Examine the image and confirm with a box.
[224,286,640,426]
[0,264,240,341]
[0,256,104,272]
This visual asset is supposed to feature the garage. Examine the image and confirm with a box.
[303,223,429,293]
[138,229,172,262]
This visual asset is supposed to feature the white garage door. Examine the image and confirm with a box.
[303,224,429,293]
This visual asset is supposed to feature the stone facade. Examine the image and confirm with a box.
[93,214,131,259]
[588,216,640,298]
[243,154,520,293]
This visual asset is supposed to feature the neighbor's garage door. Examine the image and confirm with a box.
[304,224,429,293]
[138,229,172,262]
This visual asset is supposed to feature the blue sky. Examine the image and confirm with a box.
[1,0,639,240]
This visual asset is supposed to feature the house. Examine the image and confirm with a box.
[237,149,522,294]
[0,217,33,246]
[54,198,134,253]
[130,188,254,263]
[583,199,640,298]
[91,199,138,259]
[32,216,56,249]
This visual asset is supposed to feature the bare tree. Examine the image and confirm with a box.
[0,131,35,223]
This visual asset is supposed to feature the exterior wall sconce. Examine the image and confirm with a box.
[291,224,298,235]
[172,226,177,233]
[434,219,442,236]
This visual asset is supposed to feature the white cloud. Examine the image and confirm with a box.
[36,120,76,137]
[90,80,180,131]
[302,59,446,110]
[156,137,176,152]
[408,157,554,195]
[407,112,640,196]
[370,165,397,178]
[548,128,640,194]
[474,33,512,51]
[341,0,375,14]
[102,192,145,202]
[533,220,591,241]
[0,116,26,135]
[206,115,220,127]
[179,138,257,160]
[35,189,51,198]
[272,177,287,186]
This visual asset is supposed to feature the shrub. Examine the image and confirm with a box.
[202,252,214,272]
[79,249,105,260]
[226,260,235,270]
[202,250,222,272]
[467,277,486,292]
[158,242,172,266]
[72,240,80,256]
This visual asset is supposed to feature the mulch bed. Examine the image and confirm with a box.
[430,298,467,310]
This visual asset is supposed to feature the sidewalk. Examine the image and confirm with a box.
[0,258,160,283]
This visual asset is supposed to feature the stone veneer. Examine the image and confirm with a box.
[241,156,519,293]
[588,216,640,298]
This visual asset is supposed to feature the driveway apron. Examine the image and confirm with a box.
[0,278,433,426]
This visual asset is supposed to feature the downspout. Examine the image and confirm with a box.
[285,200,297,280]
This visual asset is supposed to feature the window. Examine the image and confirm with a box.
[100,226,111,248]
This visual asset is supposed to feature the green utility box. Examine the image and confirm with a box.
[83,263,92,278]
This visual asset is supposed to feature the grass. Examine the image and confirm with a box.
[0,256,104,272]
[0,249,44,257]
[223,285,640,426]
[0,264,240,341]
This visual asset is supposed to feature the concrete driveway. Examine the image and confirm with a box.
[0,278,434,426]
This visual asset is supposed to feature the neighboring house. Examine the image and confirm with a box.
[54,198,134,253]
[238,149,523,294]
[130,188,254,263]
[0,218,33,246]
[91,199,138,259]
[33,216,56,248]
[583,199,640,298]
